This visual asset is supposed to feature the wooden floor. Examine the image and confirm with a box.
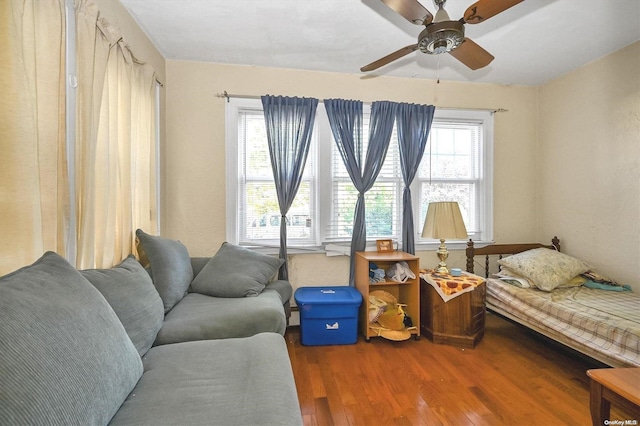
[285,312,634,426]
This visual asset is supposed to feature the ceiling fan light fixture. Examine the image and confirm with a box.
[432,39,449,54]
[418,20,464,54]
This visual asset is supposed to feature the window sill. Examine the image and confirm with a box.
[244,240,495,256]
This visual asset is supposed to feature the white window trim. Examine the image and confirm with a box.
[65,0,78,262]
[154,82,162,234]
[225,97,245,245]
[225,99,494,254]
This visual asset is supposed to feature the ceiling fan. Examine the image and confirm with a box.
[361,0,524,72]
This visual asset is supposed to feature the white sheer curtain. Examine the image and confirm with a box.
[0,0,157,274]
[0,0,69,275]
[75,0,158,269]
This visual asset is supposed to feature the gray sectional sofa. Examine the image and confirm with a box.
[0,231,302,425]
[133,230,292,344]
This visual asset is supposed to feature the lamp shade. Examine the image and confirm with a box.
[421,202,468,240]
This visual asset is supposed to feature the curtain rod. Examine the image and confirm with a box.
[216,91,256,100]
[215,91,508,113]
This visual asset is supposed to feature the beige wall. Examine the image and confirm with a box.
[9,1,632,291]
[163,61,540,290]
[105,2,638,291]
[537,41,640,291]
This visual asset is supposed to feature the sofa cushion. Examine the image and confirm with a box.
[154,291,286,345]
[109,333,303,426]
[190,242,284,298]
[136,229,193,312]
[0,252,142,425]
[81,255,164,356]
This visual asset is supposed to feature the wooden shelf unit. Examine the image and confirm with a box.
[354,251,420,341]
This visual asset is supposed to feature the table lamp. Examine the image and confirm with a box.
[421,201,468,274]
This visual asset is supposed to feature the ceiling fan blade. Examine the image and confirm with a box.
[361,44,419,72]
[381,0,433,25]
[463,0,524,24]
[448,38,494,70]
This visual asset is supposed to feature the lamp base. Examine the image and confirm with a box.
[435,264,450,274]
[434,238,450,274]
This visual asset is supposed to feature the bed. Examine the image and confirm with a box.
[466,238,640,368]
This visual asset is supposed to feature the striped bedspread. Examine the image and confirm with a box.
[486,279,640,367]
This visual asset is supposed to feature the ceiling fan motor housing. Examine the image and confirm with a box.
[418,20,464,54]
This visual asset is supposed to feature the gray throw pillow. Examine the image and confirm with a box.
[82,255,165,357]
[190,242,284,298]
[0,252,142,425]
[136,229,193,313]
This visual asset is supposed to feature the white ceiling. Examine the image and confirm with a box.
[120,0,640,86]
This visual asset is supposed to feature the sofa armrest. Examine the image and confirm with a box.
[264,279,292,324]
[264,279,292,304]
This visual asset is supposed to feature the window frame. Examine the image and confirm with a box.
[226,99,493,253]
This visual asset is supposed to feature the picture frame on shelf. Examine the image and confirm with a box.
[376,239,394,253]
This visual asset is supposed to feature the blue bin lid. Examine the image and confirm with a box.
[294,286,362,305]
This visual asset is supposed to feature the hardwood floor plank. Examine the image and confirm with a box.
[313,397,333,426]
[286,312,633,425]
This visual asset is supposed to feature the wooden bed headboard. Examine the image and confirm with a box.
[466,237,560,278]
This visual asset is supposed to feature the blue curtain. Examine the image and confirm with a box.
[261,95,318,280]
[396,103,435,254]
[325,99,398,285]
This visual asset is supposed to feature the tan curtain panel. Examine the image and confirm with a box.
[0,0,69,275]
[75,0,157,269]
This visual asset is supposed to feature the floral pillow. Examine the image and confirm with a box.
[497,248,590,291]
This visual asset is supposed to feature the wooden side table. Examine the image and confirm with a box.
[420,273,486,348]
[587,368,640,426]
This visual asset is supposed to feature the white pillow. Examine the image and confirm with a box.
[497,248,590,291]
[494,270,532,288]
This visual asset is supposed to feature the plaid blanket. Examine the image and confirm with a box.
[486,278,640,367]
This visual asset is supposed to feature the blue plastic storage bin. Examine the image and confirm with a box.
[294,286,362,346]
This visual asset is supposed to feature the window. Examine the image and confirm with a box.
[226,99,492,250]
[227,101,316,247]
[416,110,493,243]
[324,113,403,242]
